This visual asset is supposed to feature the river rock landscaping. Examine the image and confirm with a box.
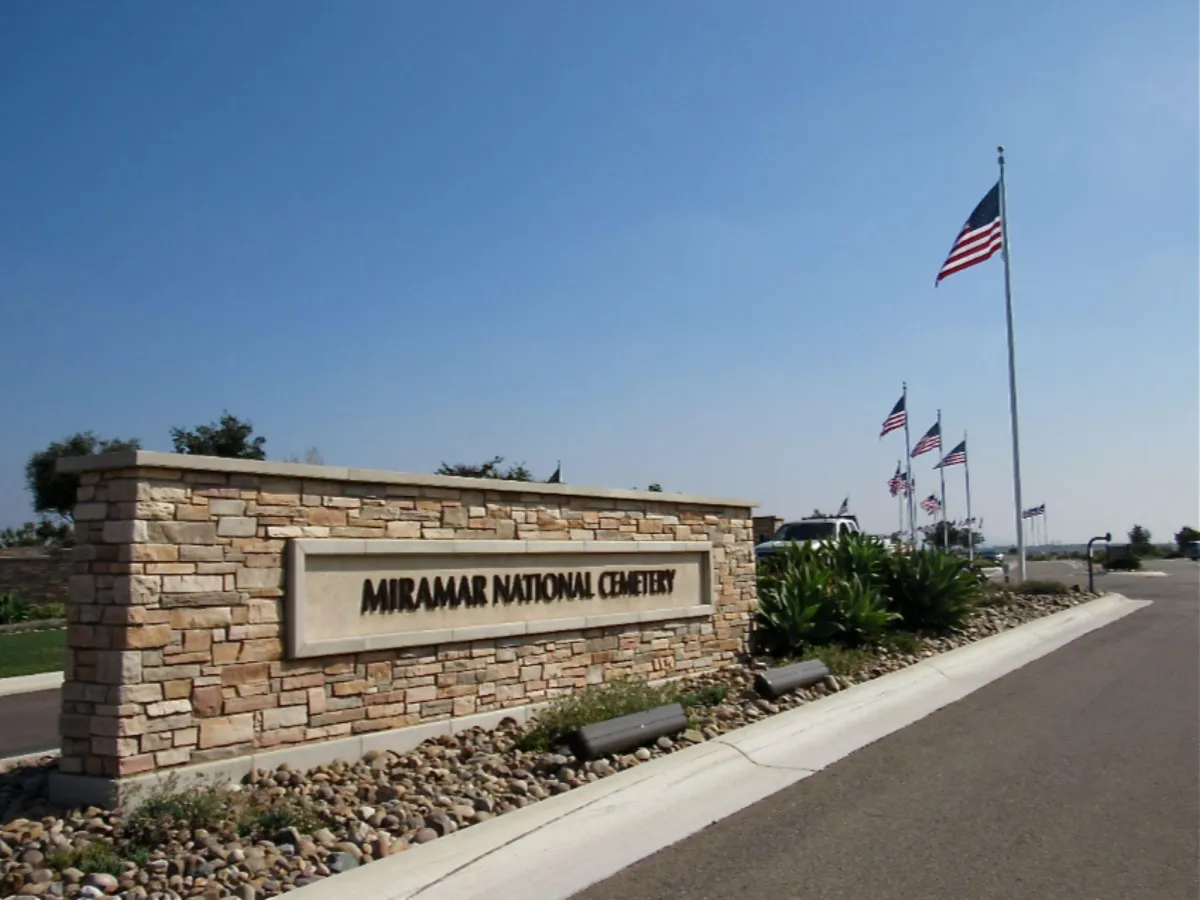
[0,585,1094,900]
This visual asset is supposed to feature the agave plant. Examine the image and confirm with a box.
[824,531,890,586]
[883,549,980,632]
[828,575,898,646]
[755,542,843,656]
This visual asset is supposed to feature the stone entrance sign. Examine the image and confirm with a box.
[50,450,756,805]
[290,540,713,657]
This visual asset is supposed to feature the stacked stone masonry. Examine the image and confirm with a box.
[0,547,72,608]
[60,456,757,779]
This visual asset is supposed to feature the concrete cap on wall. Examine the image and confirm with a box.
[58,451,759,510]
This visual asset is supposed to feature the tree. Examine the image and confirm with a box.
[647,483,663,492]
[0,519,73,548]
[1128,524,1153,555]
[285,447,324,466]
[1174,526,1200,552]
[170,412,266,460]
[25,432,141,521]
[436,456,534,481]
[925,523,983,551]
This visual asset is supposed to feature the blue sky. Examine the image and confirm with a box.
[1,0,1195,545]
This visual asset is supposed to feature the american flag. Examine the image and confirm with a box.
[920,494,941,515]
[837,496,850,517]
[880,395,906,438]
[887,462,909,497]
[934,439,967,469]
[1022,504,1045,519]
[936,183,1002,284]
[911,422,942,458]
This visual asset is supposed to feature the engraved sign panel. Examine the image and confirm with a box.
[286,540,714,658]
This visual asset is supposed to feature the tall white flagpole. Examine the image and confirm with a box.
[998,146,1027,581]
[902,382,916,549]
[937,409,949,550]
[963,430,974,561]
[1043,505,1048,549]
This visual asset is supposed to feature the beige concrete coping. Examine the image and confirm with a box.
[58,451,758,509]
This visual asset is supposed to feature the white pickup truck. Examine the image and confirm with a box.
[754,516,864,561]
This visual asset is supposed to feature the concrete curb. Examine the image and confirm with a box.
[0,749,59,769]
[287,593,1149,900]
[0,671,63,698]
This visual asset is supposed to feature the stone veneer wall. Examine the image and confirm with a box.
[0,547,72,607]
[58,452,757,780]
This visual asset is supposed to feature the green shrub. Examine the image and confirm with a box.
[31,601,66,620]
[48,841,124,875]
[1104,555,1142,571]
[238,795,324,838]
[518,679,680,752]
[978,583,1016,607]
[123,777,242,845]
[0,594,32,625]
[755,543,845,655]
[800,645,874,678]
[755,542,896,656]
[1018,579,1071,595]
[880,631,922,654]
[678,685,727,708]
[883,550,980,632]
[828,576,896,646]
[823,531,889,585]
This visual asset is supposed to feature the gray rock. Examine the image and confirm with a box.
[61,868,85,885]
[681,729,704,743]
[634,747,652,761]
[77,888,105,899]
[375,785,404,803]
[413,828,439,844]
[426,813,458,836]
[655,736,674,750]
[82,872,119,893]
[589,760,615,777]
[327,852,358,874]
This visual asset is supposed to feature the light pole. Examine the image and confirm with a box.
[1086,532,1111,594]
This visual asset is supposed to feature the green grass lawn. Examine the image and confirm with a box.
[0,628,66,678]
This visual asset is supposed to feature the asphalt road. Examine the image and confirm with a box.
[574,561,1199,900]
[0,690,60,761]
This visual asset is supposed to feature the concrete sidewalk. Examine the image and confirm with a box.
[290,593,1148,900]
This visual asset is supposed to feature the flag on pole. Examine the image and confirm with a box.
[879,395,907,438]
[546,463,562,484]
[911,422,942,457]
[888,464,912,497]
[837,496,850,516]
[920,494,941,515]
[1022,503,1045,519]
[934,439,968,469]
[936,183,1002,284]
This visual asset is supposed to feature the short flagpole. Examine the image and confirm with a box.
[998,146,1027,582]
[937,409,948,550]
[902,383,916,549]
[963,430,974,561]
